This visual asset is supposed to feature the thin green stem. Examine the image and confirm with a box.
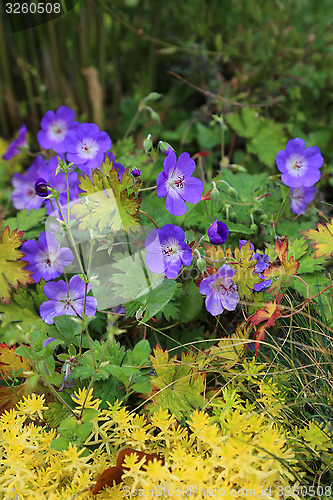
[124,108,141,139]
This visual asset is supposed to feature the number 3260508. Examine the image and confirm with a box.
[5,3,62,14]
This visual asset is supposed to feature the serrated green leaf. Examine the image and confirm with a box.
[145,346,205,421]
[227,108,260,139]
[126,339,150,367]
[4,208,47,239]
[74,157,141,233]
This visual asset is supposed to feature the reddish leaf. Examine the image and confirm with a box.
[264,237,299,296]
[92,448,165,495]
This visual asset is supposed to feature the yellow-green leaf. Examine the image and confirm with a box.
[0,226,34,304]
[301,219,333,259]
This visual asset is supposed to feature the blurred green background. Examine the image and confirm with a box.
[1,0,333,170]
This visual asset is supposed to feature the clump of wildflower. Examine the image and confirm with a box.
[21,231,74,282]
[2,124,27,160]
[199,264,239,316]
[40,275,97,324]
[64,122,111,173]
[37,105,78,153]
[276,138,323,187]
[156,149,203,216]
[144,224,192,279]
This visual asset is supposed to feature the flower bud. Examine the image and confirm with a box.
[34,177,49,197]
[158,141,174,154]
[227,186,237,199]
[136,307,143,321]
[131,168,141,177]
[207,218,229,245]
[143,134,153,153]
[250,223,258,233]
[197,257,207,273]
[211,187,220,204]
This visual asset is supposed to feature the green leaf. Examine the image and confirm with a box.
[109,251,162,302]
[139,279,178,322]
[126,339,150,367]
[130,380,152,393]
[0,288,57,344]
[227,108,260,139]
[4,208,47,239]
[50,437,70,451]
[53,316,90,348]
[81,408,100,422]
[74,157,141,233]
[76,421,93,441]
[178,282,203,323]
[145,346,205,422]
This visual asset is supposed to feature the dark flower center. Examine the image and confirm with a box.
[44,258,51,267]
[174,174,186,189]
[294,161,303,170]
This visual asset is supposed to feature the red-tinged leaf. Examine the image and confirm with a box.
[249,297,282,354]
[92,448,165,494]
[0,226,34,304]
[301,218,333,259]
[264,237,299,296]
[249,298,281,329]
[253,324,266,355]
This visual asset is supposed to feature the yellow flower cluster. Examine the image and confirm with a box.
[0,387,325,499]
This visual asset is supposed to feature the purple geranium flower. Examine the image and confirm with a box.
[156,150,204,216]
[207,218,229,245]
[37,106,77,154]
[290,186,316,215]
[2,125,28,160]
[239,240,271,292]
[64,123,111,173]
[276,138,324,188]
[40,275,97,325]
[144,224,193,279]
[199,264,239,316]
[21,231,74,282]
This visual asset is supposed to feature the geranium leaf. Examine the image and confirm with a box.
[301,218,333,259]
[0,343,31,380]
[0,226,34,304]
[144,346,205,421]
[264,237,299,296]
[232,241,261,300]
[74,157,141,233]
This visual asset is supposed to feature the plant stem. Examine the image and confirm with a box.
[139,210,159,229]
